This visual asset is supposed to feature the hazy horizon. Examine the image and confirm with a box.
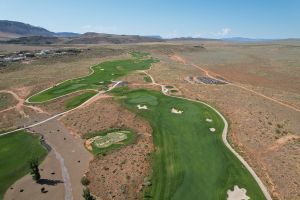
[1,0,300,39]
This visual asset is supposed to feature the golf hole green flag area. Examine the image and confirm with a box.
[27,53,158,103]
[111,88,266,200]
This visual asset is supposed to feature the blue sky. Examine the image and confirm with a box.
[1,0,300,38]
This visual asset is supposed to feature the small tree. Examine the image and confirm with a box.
[82,188,95,200]
[29,157,41,182]
[81,176,90,186]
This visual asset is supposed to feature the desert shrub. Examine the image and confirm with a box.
[81,176,90,186]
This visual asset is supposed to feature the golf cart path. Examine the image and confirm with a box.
[143,68,272,200]
[0,90,45,115]
[1,82,121,200]
[1,56,272,199]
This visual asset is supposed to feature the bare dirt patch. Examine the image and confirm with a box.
[169,54,187,64]
[61,98,153,200]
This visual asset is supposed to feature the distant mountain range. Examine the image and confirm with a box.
[0,20,163,44]
[0,20,297,45]
[0,20,80,38]
[221,37,277,42]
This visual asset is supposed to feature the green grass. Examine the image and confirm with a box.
[143,76,152,83]
[65,91,97,110]
[111,89,266,200]
[0,131,47,200]
[28,54,158,103]
[83,128,137,155]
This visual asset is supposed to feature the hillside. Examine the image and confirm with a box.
[0,20,79,40]
[0,20,53,37]
[0,20,163,44]
[65,32,164,44]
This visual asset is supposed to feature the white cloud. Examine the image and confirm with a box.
[214,28,231,37]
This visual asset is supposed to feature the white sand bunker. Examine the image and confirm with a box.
[206,118,213,122]
[137,104,148,110]
[227,185,250,200]
[171,108,183,114]
[209,128,216,132]
[100,69,104,71]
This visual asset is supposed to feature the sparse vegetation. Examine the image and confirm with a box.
[82,188,95,200]
[81,176,90,186]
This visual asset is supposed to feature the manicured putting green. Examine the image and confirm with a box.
[65,91,97,110]
[83,128,137,155]
[111,89,266,200]
[28,53,157,103]
[0,131,47,200]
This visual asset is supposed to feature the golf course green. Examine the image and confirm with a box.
[0,131,47,200]
[111,88,266,200]
[17,51,267,199]
[28,53,157,103]
[65,91,97,110]
[83,128,137,155]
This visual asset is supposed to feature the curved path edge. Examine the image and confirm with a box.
[1,57,272,199]
[143,69,273,200]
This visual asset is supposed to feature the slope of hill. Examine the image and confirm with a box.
[0,21,163,44]
[4,36,64,45]
[0,20,54,36]
[65,32,164,44]
[0,20,79,39]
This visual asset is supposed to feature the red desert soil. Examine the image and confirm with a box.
[164,54,300,200]
[61,97,153,200]
[169,54,187,64]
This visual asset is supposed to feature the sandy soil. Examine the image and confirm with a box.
[61,97,153,200]
[5,150,65,200]
[148,53,300,200]
[4,112,93,200]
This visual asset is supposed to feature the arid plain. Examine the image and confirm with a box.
[1,40,300,200]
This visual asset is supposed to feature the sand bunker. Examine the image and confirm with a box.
[209,128,216,132]
[87,131,128,149]
[227,185,250,200]
[171,108,183,114]
[100,69,104,71]
[137,104,148,110]
[206,118,213,122]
